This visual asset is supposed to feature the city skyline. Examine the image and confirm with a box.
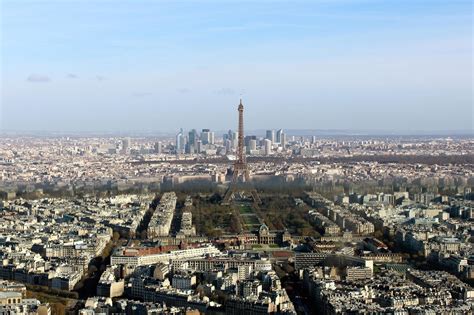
[1,0,472,132]
[0,2,473,314]
[1,127,473,137]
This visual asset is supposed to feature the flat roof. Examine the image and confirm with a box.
[0,291,22,298]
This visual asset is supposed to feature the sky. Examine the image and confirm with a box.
[1,0,472,133]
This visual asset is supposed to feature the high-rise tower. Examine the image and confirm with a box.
[266,130,275,143]
[175,128,185,154]
[223,99,261,205]
[121,137,131,155]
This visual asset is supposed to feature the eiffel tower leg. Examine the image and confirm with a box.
[222,187,234,205]
[244,169,250,182]
[222,187,262,206]
[250,189,262,205]
[223,169,239,205]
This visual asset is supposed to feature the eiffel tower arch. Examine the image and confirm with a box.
[222,99,261,206]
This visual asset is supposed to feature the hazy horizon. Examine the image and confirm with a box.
[1,0,473,132]
[1,128,472,138]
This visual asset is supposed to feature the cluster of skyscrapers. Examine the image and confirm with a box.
[175,128,216,154]
[174,128,286,156]
[263,129,286,155]
[117,126,287,157]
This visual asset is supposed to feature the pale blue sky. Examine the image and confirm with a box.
[1,0,472,133]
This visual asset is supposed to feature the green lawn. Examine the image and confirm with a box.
[242,215,260,226]
[239,205,253,214]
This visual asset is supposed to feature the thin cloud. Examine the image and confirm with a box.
[132,92,152,97]
[208,25,252,32]
[66,73,78,79]
[96,75,106,81]
[27,74,51,83]
[215,88,235,95]
[177,88,191,94]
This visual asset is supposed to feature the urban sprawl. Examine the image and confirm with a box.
[0,131,472,315]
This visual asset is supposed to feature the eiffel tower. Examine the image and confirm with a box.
[222,99,261,205]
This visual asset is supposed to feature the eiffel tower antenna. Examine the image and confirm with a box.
[222,99,261,205]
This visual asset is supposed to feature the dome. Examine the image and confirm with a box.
[259,224,269,235]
